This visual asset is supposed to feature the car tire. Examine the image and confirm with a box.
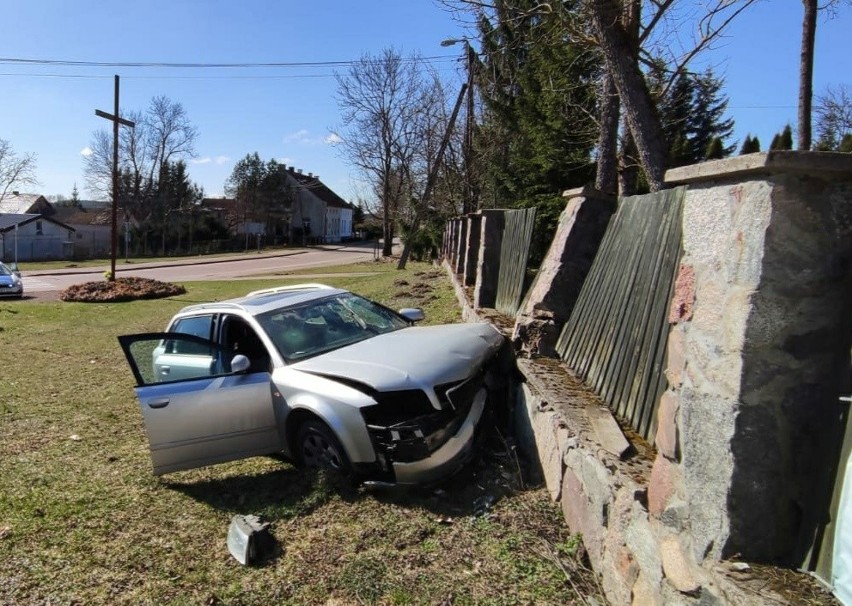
[296,420,351,474]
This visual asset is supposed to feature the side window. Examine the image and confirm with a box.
[168,315,215,355]
[119,334,222,386]
[221,316,270,373]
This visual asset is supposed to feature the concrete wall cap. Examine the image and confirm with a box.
[561,185,616,201]
[665,151,852,185]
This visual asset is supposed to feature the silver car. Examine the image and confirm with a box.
[0,262,23,298]
[119,284,506,485]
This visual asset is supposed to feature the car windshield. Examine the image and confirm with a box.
[256,292,410,362]
[0,264,12,276]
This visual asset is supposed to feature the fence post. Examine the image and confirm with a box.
[513,187,616,356]
[473,209,506,309]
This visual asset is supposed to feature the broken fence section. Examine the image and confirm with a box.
[555,187,686,443]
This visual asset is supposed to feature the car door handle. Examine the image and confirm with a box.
[147,398,170,409]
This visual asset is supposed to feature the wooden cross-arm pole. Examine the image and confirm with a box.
[95,75,135,282]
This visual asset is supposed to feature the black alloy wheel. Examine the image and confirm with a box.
[297,420,351,473]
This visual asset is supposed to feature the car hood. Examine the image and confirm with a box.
[0,275,18,286]
[292,322,504,394]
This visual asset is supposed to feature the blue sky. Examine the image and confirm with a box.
[0,1,849,202]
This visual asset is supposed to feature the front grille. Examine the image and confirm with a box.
[363,376,484,464]
[360,389,435,426]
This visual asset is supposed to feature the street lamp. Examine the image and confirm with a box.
[441,37,476,215]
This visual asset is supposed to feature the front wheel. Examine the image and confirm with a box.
[296,420,351,474]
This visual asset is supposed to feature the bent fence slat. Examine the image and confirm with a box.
[555,188,686,443]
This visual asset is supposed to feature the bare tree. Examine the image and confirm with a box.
[0,139,38,203]
[83,96,197,204]
[814,84,852,150]
[335,49,447,256]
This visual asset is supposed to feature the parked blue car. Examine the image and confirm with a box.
[0,263,23,298]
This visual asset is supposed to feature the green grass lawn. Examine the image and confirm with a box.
[0,260,602,605]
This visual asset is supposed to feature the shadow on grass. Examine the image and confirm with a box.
[165,422,543,525]
[165,464,363,521]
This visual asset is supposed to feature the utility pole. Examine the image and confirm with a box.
[397,82,468,270]
[95,75,135,282]
[463,41,475,215]
[442,38,477,215]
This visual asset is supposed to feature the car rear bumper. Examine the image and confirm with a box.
[390,387,486,485]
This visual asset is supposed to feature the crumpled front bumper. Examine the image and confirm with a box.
[390,387,486,485]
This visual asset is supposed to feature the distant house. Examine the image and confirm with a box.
[0,214,75,262]
[283,167,354,244]
[206,169,354,246]
[0,192,55,216]
[51,204,120,259]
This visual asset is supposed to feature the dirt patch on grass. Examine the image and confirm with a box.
[60,277,186,302]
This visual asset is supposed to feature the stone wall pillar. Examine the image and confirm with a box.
[512,186,616,357]
[656,151,852,565]
[474,209,506,309]
[464,215,482,287]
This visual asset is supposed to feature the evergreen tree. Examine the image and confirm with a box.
[840,134,852,153]
[705,137,725,160]
[770,125,794,150]
[740,135,761,154]
[70,183,81,207]
[476,0,598,208]
[689,70,735,159]
[652,67,735,167]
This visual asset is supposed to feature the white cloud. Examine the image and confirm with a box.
[324,133,343,145]
[215,156,230,165]
[277,157,294,165]
[284,129,311,144]
[80,147,93,157]
[191,157,212,165]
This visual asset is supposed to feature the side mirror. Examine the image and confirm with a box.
[231,354,251,374]
[398,308,425,323]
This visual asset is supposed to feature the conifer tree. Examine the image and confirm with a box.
[475,0,598,207]
[653,67,735,167]
[770,125,794,150]
[705,137,725,160]
[739,135,761,154]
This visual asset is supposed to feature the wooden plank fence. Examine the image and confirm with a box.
[555,187,685,442]
[495,207,537,317]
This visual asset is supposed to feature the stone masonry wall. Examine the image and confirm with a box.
[503,152,852,604]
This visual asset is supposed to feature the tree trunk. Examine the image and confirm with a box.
[588,0,668,191]
[619,123,640,196]
[595,72,620,197]
[798,0,818,150]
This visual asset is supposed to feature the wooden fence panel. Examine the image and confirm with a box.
[495,207,537,316]
[555,188,685,442]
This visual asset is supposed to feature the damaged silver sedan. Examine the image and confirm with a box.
[118,284,506,484]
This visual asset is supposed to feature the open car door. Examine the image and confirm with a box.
[118,332,283,475]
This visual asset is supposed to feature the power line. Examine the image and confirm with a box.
[0,55,456,69]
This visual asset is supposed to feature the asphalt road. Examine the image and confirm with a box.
[16,242,383,302]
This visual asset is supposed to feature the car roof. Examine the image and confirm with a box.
[175,283,349,317]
